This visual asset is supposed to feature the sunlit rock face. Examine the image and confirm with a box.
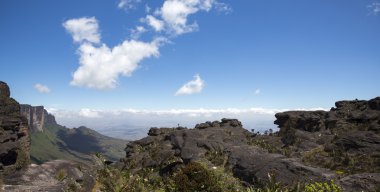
[20,105,57,132]
[0,81,30,174]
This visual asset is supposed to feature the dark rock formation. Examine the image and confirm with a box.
[274,97,380,191]
[121,97,380,191]
[20,104,57,132]
[0,81,30,175]
[123,118,334,186]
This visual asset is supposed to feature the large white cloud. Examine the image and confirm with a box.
[63,17,100,44]
[34,83,51,93]
[70,40,160,89]
[64,1,230,90]
[64,17,161,90]
[175,74,205,96]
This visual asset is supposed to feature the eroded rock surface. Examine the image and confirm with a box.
[2,160,96,192]
[0,81,30,175]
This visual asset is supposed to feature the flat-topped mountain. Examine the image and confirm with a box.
[20,104,56,132]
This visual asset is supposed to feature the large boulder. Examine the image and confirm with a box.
[0,81,30,175]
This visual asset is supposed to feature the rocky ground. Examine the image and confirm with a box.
[121,97,380,191]
[1,80,379,191]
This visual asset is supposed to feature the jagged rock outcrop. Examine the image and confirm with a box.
[0,81,30,175]
[274,97,380,191]
[20,104,57,132]
[123,118,335,186]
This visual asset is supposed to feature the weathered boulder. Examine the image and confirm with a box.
[0,81,30,175]
[339,173,380,192]
[2,160,96,191]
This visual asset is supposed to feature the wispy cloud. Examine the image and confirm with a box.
[118,0,142,10]
[254,89,261,95]
[368,2,380,15]
[79,108,102,118]
[175,74,205,96]
[143,15,165,32]
[34,83,51,93]
[62,17,100,44]
[130,26,147,39]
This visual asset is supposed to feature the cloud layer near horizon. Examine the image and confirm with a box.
[47,107,327,133]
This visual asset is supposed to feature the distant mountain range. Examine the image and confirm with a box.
[20,105,127,164]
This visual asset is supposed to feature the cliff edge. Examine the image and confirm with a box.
[0,81,30,175]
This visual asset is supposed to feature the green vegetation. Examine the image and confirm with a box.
[248,139,279,153]
[301,146,379,174]
[30,124,126,164]
[55,169,67,181]
[95,155,342,192]
[205,149,226,166]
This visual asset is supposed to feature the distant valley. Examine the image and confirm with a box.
[20,105,127,164]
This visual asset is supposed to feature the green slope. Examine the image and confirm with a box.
[30,124,127,164]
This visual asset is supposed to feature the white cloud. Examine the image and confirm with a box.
[214,1,232,14]
[368,2,380,15]
[34,83,51,93]
[71,40,160,89]
[63,17,100,44]
[65,1,230,90]
[64,17,162,90]
[118,0,142,10]
[145,4,151,13]
[79,108,102,118]
[130,26,147,39]
[175,74,205,96]
[156,0,217,35]
[144,15,164,31]
[255,89,261,95]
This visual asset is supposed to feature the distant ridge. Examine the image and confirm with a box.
[19,105,127,164]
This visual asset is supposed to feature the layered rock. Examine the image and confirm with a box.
[20,104,56,132]
[274,97,380,191]
[0,81,30,174]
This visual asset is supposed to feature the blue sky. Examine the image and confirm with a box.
[1,0,380,134]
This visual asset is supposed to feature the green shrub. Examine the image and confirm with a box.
[205,149,226,166]
[55,169,67,181]
[304,180,342,192]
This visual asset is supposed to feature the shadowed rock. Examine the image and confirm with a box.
[0,81,30,175]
